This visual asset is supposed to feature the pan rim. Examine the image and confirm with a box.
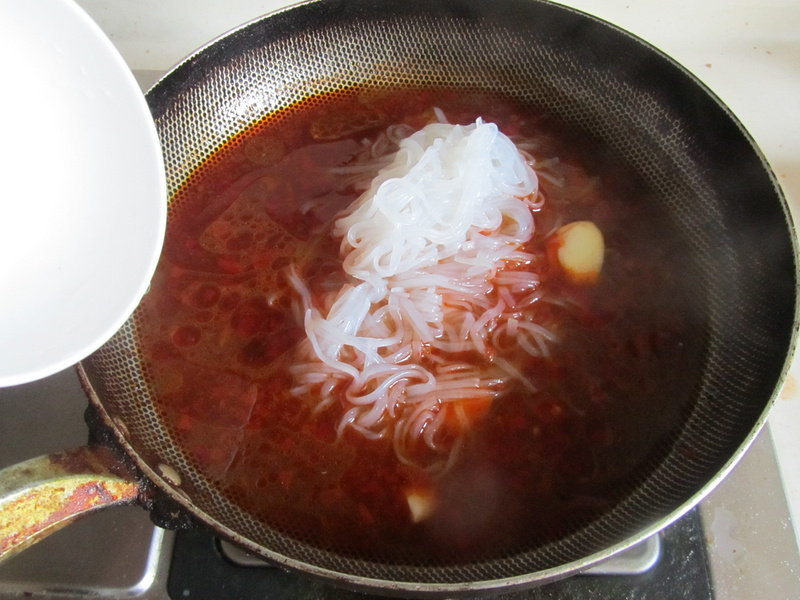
[82,0,799,593]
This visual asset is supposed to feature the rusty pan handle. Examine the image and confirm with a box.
[0,445,141,561]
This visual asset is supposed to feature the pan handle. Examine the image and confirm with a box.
[0,445,141,561]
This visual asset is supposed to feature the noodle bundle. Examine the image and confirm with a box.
[290,118,550,470]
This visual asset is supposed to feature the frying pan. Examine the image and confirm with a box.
[1,0,797,595]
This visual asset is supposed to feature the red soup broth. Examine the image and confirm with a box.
[136,86,705,564]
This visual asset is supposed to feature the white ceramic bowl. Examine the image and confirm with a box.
[0,0,166,386]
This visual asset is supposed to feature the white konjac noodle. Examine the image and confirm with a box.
[289,116,552,471]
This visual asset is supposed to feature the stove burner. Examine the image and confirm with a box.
[218,534,661,575]
[167,511,711,599]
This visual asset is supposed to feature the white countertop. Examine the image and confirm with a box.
[72,0,800,594]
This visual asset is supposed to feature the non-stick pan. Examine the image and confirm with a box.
[1,0,797,596]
